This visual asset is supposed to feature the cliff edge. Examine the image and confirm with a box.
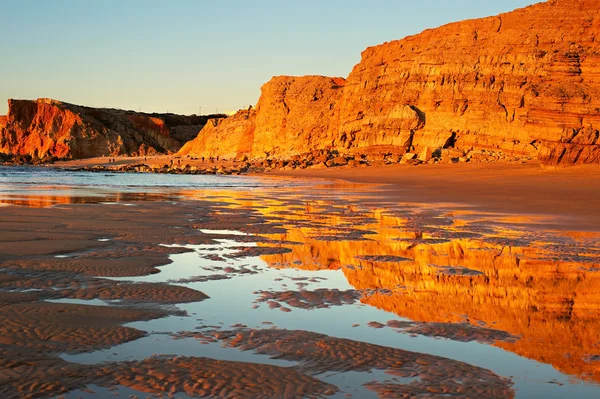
[181,0,600,167]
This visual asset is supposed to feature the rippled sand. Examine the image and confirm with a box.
[0,176,599,398]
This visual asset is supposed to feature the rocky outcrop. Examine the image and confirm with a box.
[179,109,257,159]
[251,76,345,159]
[181,0,600,167]
[538,127,600,165]
[0,98,224,160]
[179,76,346,159]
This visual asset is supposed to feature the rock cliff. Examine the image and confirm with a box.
[0,98,224,160]
[181,0,600,166]
[179,76,346,159]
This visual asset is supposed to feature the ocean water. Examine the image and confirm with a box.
[0,165,317,207]
[0,165,301,191]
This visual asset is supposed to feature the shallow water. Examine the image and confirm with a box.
[0,165,317,208]
[1,167,599,398]
[0,165,298,190]
[64,224,600,398]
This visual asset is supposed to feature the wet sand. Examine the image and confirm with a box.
[269,162,600,231]
[1,170,599,398]
[177,328,514,398]
[51,156,600,230]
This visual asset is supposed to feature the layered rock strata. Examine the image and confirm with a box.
[181,0,600,166]
[0,98,224,160]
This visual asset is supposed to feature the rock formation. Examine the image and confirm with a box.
[178,76,346,159]
[179,109,257,160]
[181,0,600,167]
[0,98,224,160]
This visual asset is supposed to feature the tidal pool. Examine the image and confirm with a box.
[0,169,598,398]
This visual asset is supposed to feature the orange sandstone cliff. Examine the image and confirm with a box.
[181,0,600,166]
[0,98,223,160]
[179,76,346,159]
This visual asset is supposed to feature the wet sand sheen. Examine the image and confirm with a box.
[269,162,600,231]
[0,175,599,398]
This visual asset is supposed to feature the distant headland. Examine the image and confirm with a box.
[2,0,599,169]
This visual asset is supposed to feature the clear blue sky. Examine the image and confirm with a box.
[0,0,538,116]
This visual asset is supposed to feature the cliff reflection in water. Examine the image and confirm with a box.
[194,189,600,384]
[0,189,181,208]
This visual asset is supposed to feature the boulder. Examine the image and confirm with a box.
[418,147,432,162]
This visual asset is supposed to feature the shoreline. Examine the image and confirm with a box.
[264,162,600,232]
[1,164,600,397]
[6,156,600,231]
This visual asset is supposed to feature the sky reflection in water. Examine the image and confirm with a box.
[2,167,599,398]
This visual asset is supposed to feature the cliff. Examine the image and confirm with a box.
[178,109,257,159]
[0,98,224,160]
[179,76,346,159]
[181,0,600,166]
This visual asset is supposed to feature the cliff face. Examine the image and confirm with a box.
[179,76,346,159]
[0,98,222,160]
[340,0,600,166]
[251,76,346,158]
[178,109,257,159]
[182,0,600,166]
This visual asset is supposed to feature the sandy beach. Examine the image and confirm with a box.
[267,162,600,231]
[0,166,599,398]
[4,0,600,397]
[52,154,244,171]
[53,156,600,230]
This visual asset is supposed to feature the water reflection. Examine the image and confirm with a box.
[189,189,600,385]
[0,190,182,207]
[2,175,599,397]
